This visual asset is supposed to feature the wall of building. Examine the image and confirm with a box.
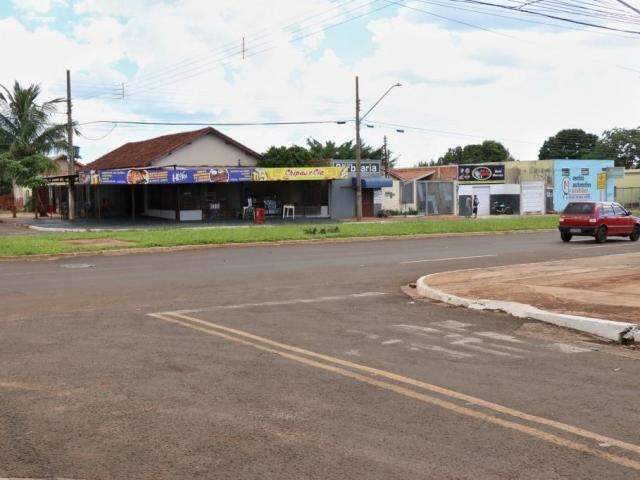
[330,180,384,219]
[330,178,356,219]
[616,169,640,189]
[381,179,401,211]
[506,160,554,186]
[153,135,259,168]
[615,170,640,208]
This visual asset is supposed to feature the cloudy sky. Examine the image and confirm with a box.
[2,0,639,166]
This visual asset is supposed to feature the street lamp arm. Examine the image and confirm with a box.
[361,83,401,121]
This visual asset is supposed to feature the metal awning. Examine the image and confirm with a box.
[351,177,393,189]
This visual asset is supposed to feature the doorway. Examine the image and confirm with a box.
[472,186,491,216]
[362,189,374,217]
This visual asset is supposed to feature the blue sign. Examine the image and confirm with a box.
[81,167,254,185]
[553,159,614,212]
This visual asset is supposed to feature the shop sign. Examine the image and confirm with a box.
[597,172,607,190]
[332,160,380,175]
[80,166,347,185]
[251,167,347,181]
[458,164,505,183]
[80,167,253,185]
[561,175,592,200]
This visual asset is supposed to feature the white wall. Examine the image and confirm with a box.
[153,134,259,168]
[459,184,520,195]
[381,179,401,210]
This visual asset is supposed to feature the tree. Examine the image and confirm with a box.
[435,140,512,165]
[0,82,67,214]
[260,138,393,167]
[259,145,312,167]
[434,146,463,166]
[538,129,598,159]
[589,127,640,169]
[306,138,384,161]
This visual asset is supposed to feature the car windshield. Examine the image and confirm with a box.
[564,203,594,215]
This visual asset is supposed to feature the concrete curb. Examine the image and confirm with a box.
[416,274,640,343]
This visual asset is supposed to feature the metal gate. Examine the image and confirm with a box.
[521,181,545,214]
[417,181,455,215]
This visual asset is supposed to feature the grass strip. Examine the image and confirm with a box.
[0,215,558,257]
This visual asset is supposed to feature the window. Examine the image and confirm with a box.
[612,204,627,216]
[562,168,570,177]
[581,168,590,176]
[601,205,615,217]
[563,202,594,214]
[401,181,414,204]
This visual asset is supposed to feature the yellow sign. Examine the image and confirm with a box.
[251,167,348,182]
[597,172,607,190]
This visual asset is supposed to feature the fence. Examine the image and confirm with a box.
[417,181,455,215]
[615,187,640,209]
[0,194,15,210]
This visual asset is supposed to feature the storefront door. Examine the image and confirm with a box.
[362,189,374,217]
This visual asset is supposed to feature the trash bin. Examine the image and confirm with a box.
[254,207,265,224]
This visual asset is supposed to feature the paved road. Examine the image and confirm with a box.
[1,231,639,479]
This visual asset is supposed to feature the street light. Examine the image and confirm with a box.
[354,78,402,220]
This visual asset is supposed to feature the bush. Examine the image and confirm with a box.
[303,226,340,235]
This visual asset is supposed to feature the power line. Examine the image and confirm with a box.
[366,120,539,144]
[409,0,640,38]
[78,119,353,127]
[124,0,365,89]
[448,0,640,33]
[124,0,389,95]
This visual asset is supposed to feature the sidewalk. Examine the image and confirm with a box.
[423,252,640,324]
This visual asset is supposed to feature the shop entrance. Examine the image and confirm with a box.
[472,186,491,216]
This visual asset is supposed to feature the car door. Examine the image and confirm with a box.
[600,204,617,234]
[613,203,633,235]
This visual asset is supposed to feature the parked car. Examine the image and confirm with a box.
[558,202,640,243]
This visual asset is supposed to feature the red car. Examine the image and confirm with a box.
[559,202,640,243]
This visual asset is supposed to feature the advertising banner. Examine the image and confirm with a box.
[458,164,505,183]
[80,166,347,185]
[553,160,615,211]
[251,167,347,182]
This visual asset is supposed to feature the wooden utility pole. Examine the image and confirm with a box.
[354,76,363,221]
[66,69,76,221]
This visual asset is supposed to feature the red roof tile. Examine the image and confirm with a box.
[389,167,436,181]
[84,127,261,171]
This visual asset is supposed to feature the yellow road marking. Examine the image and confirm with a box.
[150,312,640,471]
[165,311,640,457]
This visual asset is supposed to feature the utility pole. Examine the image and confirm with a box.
[354,76,363,220]
[354,79,401,219]
[383,135,389,177]
[66,69,75,221]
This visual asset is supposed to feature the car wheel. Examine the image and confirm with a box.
[630,225,640,242]
[560,231,572,242]
[595,226,607,243]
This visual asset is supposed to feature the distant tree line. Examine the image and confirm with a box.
[426,128,640,168]
[260,138,395,168]
[538,128,640,168]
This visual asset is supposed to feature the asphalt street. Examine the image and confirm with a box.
[1,231,639,479]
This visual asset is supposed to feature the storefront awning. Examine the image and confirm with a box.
[351,177,393,189]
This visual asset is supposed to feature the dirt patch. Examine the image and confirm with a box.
[65,238,136,248]
[427,252,640,324]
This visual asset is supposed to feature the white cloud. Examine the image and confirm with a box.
[11,0,66,14]
[3,1,639,166]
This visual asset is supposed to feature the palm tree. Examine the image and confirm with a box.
[0,81,68,216]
